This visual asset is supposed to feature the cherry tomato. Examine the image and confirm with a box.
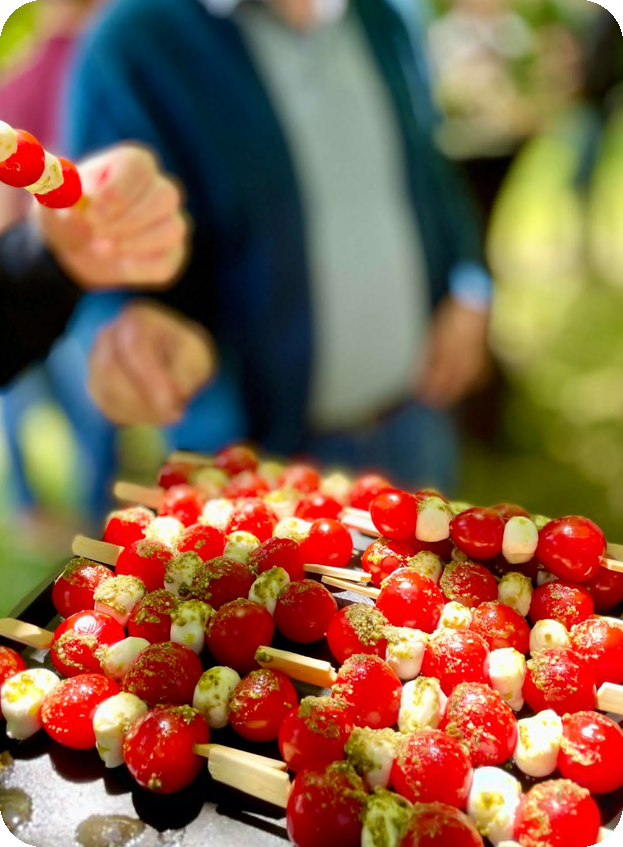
[249,537,305,582]
[35,158,82,208]
[41,674,119,749]
[523,648,596,716]
[103,507,153,547]
[123,642,203,707]
[0,647,26,717]
[295,493,342,521]
[0,130,44,187]
[226,497,277,542]
[207,599,275,674]
[327,603,388,665]
[158,484,205,527]
[116,539,173,593]
[279,696,354,773]
[158,461,193,489]
[392,730,472,807]
[470,600,530,653]
[348,474,393,510]
[491,503,531,522]
[415,488,450,503]
[439,561,499,608]
[398,802,484,847]
[223,471,270,499]
[299,519,353,568]
[558,711,623,794]
[529,581,594,630]
[376,571,445,633]
[361,537,421,587]
[213,444,258,476]
[127,590,179,644]
[52,558,113,618]
[450,508,505,560]
[570,617,623,685]
[177,523,226,561]
[124,704,210,794]
[229,669,298,742]
[585,566,623,612]
[370,491,418,541]
[332,654,401,729]
[421,630,490,695]
[278,464,321,494]
[274,580,337,643]
[190,556,255,609]
[50,610,124,677]
[514,779,601,847]
[442,682,517,767]
[536,516,606,584]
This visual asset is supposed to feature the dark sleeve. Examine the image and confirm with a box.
[0,222,81,386]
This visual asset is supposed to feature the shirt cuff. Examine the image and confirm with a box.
[449,261,493,312]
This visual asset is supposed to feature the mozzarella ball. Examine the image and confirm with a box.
[93,692,148,768]
[513,710,563,778]
[0,121,17,162]
[264,490,301,520]
[436,601,473,632]
[383,626,428,681]
[406,551,443,584]
[144,516,184,549]
[1,669,60,740]
[164,551,202,598]
[273,517,311,543]
[489,648,526,712]
[398,676,448,733]
[97,637,150,682]
[345,728,400,790]
[320,472,352,505]
[362,788,413,847]
[468,767,522,845]
[502,517,538,566]
[193,666,241,729]
[170,599,214,654]
[201,498,235,531]
[415,497,452,542]
[94,575,146,627]
[498,572,532,618]
[224,531,261,564]
[529,619,570,653]
[249,567,290,615]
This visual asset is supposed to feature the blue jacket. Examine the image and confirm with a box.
[65,0,490,453]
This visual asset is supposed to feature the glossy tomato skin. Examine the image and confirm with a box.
[514,779,601,847]
[190,556,255,609]
[213,445,258,476]
[286,762,366,847]
[450,508,505,560]
[0,130,45,187]
[558,711,623,794]
[223,472,269,499]
[249,537,305,582]
[116,539,173,593]
[123,642,203,707]
[370,491,418,541]
[124,705,210,794]
[421,630,490,696]
[278,465,321,494]
[207,599,275,674]
[229,669,298,742]
[523,648,597,716]
[158,485,205,527]
[127,590,179,644]
[442,682,518,767]
[103,507,152,547]
[274,580,337,643]
[295,493,342,521]
[50,610,125,677]
[177,523,226,562]
[470,601,530,653]
[491,503,531,522]
[158,461,193,489]
[332,654,401,729]
[278,696,354,773]
[439,561,499,608]
[361,537,421,587]
[529,581,594,630]
[52,558,113,618]
[570,617,623,686]
[42,674,120,749]
[35,158,82,208]
[299,519,353,567]
[0,647,26,717]
[585,566,623,612]
[377,571,445,633]
[226,498,277,542]
[398,802,484,847]
[392,730,473,808]
[327,604,388,665]
[536,516,606,584]
[348,474,393,510]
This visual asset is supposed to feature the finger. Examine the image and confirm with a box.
[117,211,187,256]
[119,244,187,286]
[83,147,158,228]
[94,175,182,241]
[89,327,151,425]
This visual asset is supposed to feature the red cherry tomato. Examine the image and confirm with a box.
[0,130,44,187]
[514,779,601,847]
[52,558,113,618]
[376,570,445,633]
[229,669,298,742]
[332,654,401,729]
[249,537,305,582]
[158,484,205,527]
[213,444,258,476]
[450,508,505,560]
[570,617,623,686]
[470,600,530,653]
[278,464,321,494]
[158,461,194,489]
[442,682,518,767]
[177,523,226,561]
[207,599,275,674]
[123,642,203,707]
[103,507,153,547]
[116,539,173,593]
[287,763,365,847]
[361,537,422,587]
[295,493,342,521]
[35,158,82,208]
[392,730,472,807]
[226,497,277,542]
[536,516,606,584]
[558,711,623,794]
[190,556,255,609]
[439,561,499,608]
[491,503,531,522]
[299,519,353,568]
[223,471,270,499]
[421,630,490,696]
[348,474,393,510]
[124,704,210,794]
[274,580,338,643]
[278,696,354,773]
[127,589,179,644]
[0,647,26,717]
[585,566,623,612]
[370,491,418,541]
[50,610,124,678]
[529,581,594,630]
[41,674,120,749]
[523,648,597,716]
[398,802,484,847]
[327,603,388,665]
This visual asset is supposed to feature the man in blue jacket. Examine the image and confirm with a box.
[66,0,492,490]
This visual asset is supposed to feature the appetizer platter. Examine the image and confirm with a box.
[1,444,623,847]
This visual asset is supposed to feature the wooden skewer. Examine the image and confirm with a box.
[599,829,614,843]
[255,645,338,688]
[321,576,380,599]
[207,745,292,808]
[73,535,121,567]
[0,618,53,650]
[304,564,370,583]
[168,450,214,467]
[113,481,164,510]
[596,682,623,715]
[194,743,287,771]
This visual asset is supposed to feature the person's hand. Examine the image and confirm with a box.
[89,301,215,426]
[33,145,189,289]
[415,297,491,410]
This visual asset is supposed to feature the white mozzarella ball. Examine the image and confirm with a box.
[345,728,400,790]
[264,490,301,520]
[320,472,352,505]
[406,551,443,584]
[201,498,235,531]
[171,600,214,654]
[502,516,538,565]
[536,569,559,587]
[0,121,17,162]
[93,692,148,768]
[192,467,228,498]
[249,567,290,615]
[415,497,452,542]
[97,637,149,682]
[362,788,413,847]
[257,460,286,488]
[24,151,63,195]
[164,551,202,598]
[144,516,184,549]
[513,710,563,778]
[1,669,60,740]
[273,516,312,543]
[94,575,146,627]
[529,619,570,653]
[224,530,260,564]
[468,767,522,845]
[384,626,428,681]
[489,648,526,712]
[193,666,241,729]
[498,572,532,618]
[436,601,473,632]
[398,677,448,733]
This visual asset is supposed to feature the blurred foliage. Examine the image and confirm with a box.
[0,3,36,67]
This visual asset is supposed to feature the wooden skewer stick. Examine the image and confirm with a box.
[596,682,623,715]
[304,564,370,583]
[194,743,287,771]
[599,829,614,843]
[207,745,292,808]
[321,576,380,599]
[168,450,214,467]
[113,481,164,510]
[73,535,121,567]
[255,645,338,688]
[0,619,53,650]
